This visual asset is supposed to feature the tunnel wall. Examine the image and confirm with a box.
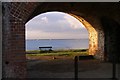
[2,2,120,78]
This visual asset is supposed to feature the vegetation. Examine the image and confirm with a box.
[26,49,88,57]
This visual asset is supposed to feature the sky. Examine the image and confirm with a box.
[25,11,88,39]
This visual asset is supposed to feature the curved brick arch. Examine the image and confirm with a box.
[2,2,120,78]
[69,14,98,56]
[25,3,102,57]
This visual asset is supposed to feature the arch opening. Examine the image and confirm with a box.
[25,11,89,55]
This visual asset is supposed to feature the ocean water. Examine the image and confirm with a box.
[26,39,89,50]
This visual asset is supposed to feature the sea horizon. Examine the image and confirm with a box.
[26,38,88,40]
[26,38,89,50]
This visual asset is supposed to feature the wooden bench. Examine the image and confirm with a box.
[39,46,52,53]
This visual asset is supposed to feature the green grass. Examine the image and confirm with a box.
[26,49,88,57]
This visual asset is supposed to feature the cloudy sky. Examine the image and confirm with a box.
[25,12,88,39]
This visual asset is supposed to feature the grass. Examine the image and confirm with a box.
[26,49,89,57]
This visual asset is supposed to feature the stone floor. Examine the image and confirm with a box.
[27,58,120,80]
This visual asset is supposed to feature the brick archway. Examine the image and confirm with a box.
[26,11,98,56]
[2,2,120,78]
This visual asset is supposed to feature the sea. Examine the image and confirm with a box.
[26,39,89,51]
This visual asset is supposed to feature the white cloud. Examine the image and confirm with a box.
[26,30,51,39]
[64,15,85,29]
[26,30,88,39]
[25,12,88,39]
[41,17,48,23]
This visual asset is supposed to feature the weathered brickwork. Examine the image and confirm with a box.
[2,2,120,78]
[2,2,39,78]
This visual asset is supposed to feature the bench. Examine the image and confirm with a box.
[39,46,52,53]
[78,55,94,60]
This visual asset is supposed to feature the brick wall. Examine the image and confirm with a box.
[2,2,39,78]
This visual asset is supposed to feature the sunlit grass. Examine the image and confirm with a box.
[26,49,88,57]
